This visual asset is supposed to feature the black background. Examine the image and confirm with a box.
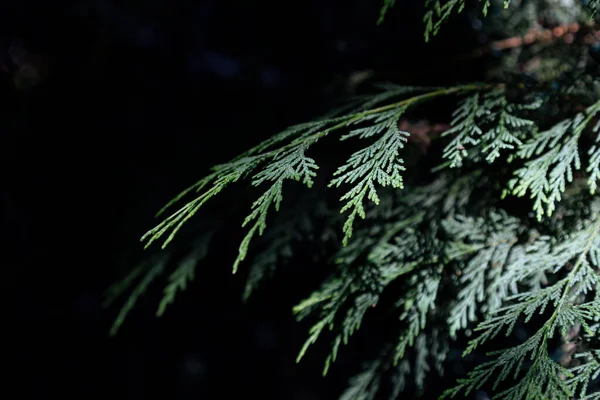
[2,0,485,398]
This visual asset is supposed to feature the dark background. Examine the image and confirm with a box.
[2,0,485,398]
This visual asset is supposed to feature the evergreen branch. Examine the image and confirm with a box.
[444,208,600,399]
[141,84,491,270]
[357,84,440,111]
[344,333,448,400]
[441,88,541,169]
[154,175,215,218]
[422,1,513,42]
[389,359,412,399]
[112,4,600,397]
[443,211,521,338]
[329,109,409,246]
[441,92,487,168]
[266,84,492,161]
[507,100,600,221]
[108,254,170,336]
[141,156,261,250]
[380,0,516,39]
[293,261,383,373]
[412,330,450,394]
[340,358,384,400]
[394,268,442,364]
[340,329,448,400]
[377,0,396,25]
[241,196,323,302]
[156,233,212,317]
[232,144,318,273]
[588,0,600,16]
[587,118,600,194]
[293,214,428,373]
[568,349,600,398]
[103,263,145,309]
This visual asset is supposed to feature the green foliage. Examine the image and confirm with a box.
[506,100,600,221]
[443,206,600,398]
[394,266,442,364]
[340,357,384,400]
[442,211,522,338]
[292,171,486,375]
[379,0,527,40]
[156,233,212,316]
[330,108,409,245]
[104,253,169,336]
[107,0,600,399]
[232,144,319,273]
[569,331,600,399]
[139,83,487,274]
[377,0,396,25]
[105,233,212,335]
[293,211,427,375]
[440,88,541,168]
[588,0,600,16]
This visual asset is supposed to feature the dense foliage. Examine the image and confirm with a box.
[106,1,600,398]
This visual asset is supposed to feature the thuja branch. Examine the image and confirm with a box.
[276,84,494,154]
[444,212,600,399]
[109,3,600,398]
[141,83,497,272]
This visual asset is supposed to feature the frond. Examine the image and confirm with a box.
[587,0,600,16]
[440,88,541,168]
[140,84,488,273]
[568,348,600,398]
[107,4,600,398]
[377,0,397,25]
[329,108,409,245]
[442,211,522,338]
[294,172,486,378]
[340,358,385,400]
[156,233,212,316]
[233,143,319,273]
[394,267,442,364]
[507,100,600,221]
[107,254,170,336]
[586,119,600,194]
[422,1,514,42]
[444,203,600,398]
